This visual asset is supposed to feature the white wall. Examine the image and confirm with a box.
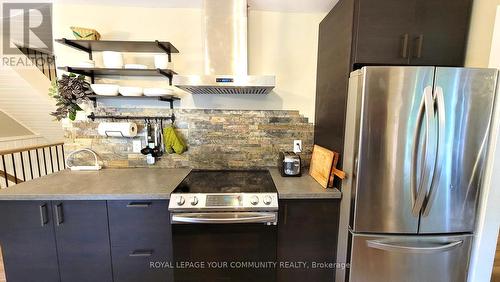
[466,0,500,67]
[468,6,500,282]
[53,4,324,120]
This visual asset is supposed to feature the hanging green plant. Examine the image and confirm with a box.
[48,73,93,121]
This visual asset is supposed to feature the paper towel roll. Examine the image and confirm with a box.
[97,122,137,137]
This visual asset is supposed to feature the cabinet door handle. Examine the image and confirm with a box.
[129,249,153,257]
[126,202,152,208]
[414,34,424,58]
[401,33,409,58]
[54,203,64,226]
[39,204,48,226]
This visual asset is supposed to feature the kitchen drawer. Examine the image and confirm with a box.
[107,200,171,246]
[111,245,173,282]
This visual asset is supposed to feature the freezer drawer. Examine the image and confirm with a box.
[349,233,472,282]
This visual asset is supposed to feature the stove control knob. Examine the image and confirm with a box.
[263,195,272,205]
[177,196,185,206]
[250,195,259,205]
[191,196,199,206]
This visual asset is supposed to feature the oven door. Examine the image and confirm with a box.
[171,212,278,282]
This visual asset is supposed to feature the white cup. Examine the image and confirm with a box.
[154,54,171,69]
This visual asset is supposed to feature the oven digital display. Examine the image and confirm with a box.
[206,195,241,207]
[216,78,234,83]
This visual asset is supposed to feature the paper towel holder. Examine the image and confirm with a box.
[103,130,126,137]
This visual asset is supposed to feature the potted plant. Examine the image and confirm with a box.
[48,73,92,121]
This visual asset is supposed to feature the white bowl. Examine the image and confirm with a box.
[124,64,147,69]
[102,51,123,68]
[91,84,119,96]
[143,87,173,96]
[119,86,143,97]
[78,60,95,68]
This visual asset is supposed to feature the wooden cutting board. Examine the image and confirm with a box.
[309,145,335,188]
[329,151,346,187]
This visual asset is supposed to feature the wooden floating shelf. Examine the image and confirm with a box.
[86,94,180,108]
[57,66,177,77]
[54,39,179,54]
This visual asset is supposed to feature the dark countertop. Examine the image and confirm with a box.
[269,169,342,199]
[0,168,341,200]
[0,168,191,200]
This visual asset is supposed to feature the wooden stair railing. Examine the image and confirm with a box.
[15,45,57,82]
[0,142,65,188]
[0,170,23,184]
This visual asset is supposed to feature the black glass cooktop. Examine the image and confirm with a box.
[173,170,277,193]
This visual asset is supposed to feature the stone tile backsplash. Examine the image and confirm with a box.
[63,108,314,169]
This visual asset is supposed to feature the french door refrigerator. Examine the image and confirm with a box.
[343,66,498,282]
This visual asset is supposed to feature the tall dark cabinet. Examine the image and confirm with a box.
[314,0,472,165]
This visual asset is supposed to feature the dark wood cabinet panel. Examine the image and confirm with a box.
[354,0,415,65]
[277,199,340,282]
[411,0,472,66]
[314,0,471,166]
[314,0,355,167]
[0,201,60,282]
[53,201,113,282]
[107,200,173,281]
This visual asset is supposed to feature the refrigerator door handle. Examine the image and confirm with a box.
[367,239,463,254]
[412,86,437,216]
[422,87,446,216]
[410,88,428,210]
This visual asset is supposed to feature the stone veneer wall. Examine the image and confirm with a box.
[63,108,314,169]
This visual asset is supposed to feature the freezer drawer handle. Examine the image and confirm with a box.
[171,212,277,225]
[367,239,462,254]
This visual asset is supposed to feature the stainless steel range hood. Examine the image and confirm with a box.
[172,0,275,94]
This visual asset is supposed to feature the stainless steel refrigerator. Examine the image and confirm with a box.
[342,66,498,282]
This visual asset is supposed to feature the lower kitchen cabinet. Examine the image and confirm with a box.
[53,201,113,282]
[0,200,113,282]
[107,200,173,282]
[0,201,60,282]
[277,199,340,282]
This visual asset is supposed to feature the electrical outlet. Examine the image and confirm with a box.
[293,140,302,153]
[132,140,142,153]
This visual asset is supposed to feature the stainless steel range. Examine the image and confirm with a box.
[169,170,279,282]
[169,170,278,224]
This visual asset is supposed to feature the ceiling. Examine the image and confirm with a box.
[54,0,338,13]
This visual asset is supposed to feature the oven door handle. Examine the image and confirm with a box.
[171,212,277,224]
